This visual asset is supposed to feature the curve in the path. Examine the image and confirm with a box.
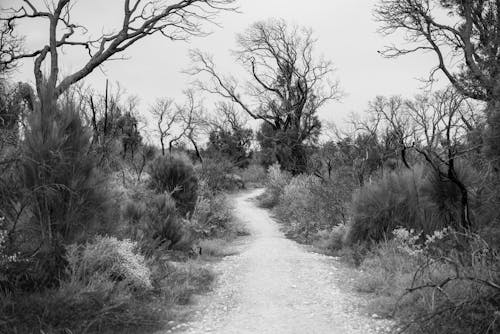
[176,189,393,334]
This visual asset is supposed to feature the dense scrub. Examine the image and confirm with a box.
[262,148,500,333]
[0,82,251,333]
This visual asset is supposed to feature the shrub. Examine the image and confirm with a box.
[259,163,291,208]
[274,170,353,245]
[190,180,237,239]
[145,194,189,251]
[237,164,267,187]
[22,101,112,244]
[275,174,318,239]
[313,223,348,252]
[353,228,500,334]
[66,236,152,291]
[149,154,198,217]
[422,161,477,228]
[198,157,239,192]
[345,166,442,245]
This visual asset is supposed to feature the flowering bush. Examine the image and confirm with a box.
[392,227,423,257]
[66,236,152,291]
[0,222,18,267]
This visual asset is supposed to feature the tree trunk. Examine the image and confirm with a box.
[160,137,165,156]
[191,138,203,163]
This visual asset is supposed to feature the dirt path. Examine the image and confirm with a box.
[172,189,394,334]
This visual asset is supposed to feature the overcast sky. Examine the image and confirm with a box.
[8,0,446,129]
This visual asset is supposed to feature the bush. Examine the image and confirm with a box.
[22,102,112,244]
[237,164,267,187]
[422,161,478,228]
[198,157,240,192]
[190,180,239,239]
[146,194,189,251]
[273,169,353,246]
[66,236,152,291]
[259,163,291,208]
[352,228,500,334]
[313,223,348,252]
[345,166,442,245]
[122,192,189,254]
[275,174,318,239]
[149,153,198,217]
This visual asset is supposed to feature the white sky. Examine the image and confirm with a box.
[6,0,446,130]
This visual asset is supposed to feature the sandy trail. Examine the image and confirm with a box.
[175,189,393,334]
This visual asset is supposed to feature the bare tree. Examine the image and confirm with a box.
[0,0,236,111]
[189,19,341,173]
[407,88,481,229]
[150,98,180,156]
[365,87,481,229]
[374,0,499,166]
[368,95,416,169]
[178,89,206,162]
[0,21,22,76]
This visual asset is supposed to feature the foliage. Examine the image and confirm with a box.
[207,126,253,168]
[146,194,188,251]
[422,161,477,228]
[272,167,353,246]
[66,236,152,291]
[149,153,199,217]
[22,99,112,245]
[276,174,319,239]
[346,166,444,245]
[191,186,234,239]
[0,250,214,334]
[312,223,348,252]
[197,157,239,192]
[353,227,500,334]
[258,163,292,208]
[257,122,318,174]
[236,164,267,187]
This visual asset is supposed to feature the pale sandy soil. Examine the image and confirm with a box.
[167,189,395,334]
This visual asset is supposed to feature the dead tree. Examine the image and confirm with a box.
[189,19,341,173]
[150,98,180,156]
[0,0,236,110]
[375,0,500,168]
[178,90,205,162]
[406,88,480,230]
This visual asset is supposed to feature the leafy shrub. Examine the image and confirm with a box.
[198,157,239,192]
[189,180,240,239]
[259,163,291,208]
[146,194,189,251]
[307,174,353,227]
[273,169,353,246]
[345,166,442,245]
[149,153,198,217]
[353,228,500,334]
[313,223,348,252]
[66,236,152,291]
[237,164,267,187]
[275,174,318,239]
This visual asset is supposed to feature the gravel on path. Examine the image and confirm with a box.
[171,189,395,334]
